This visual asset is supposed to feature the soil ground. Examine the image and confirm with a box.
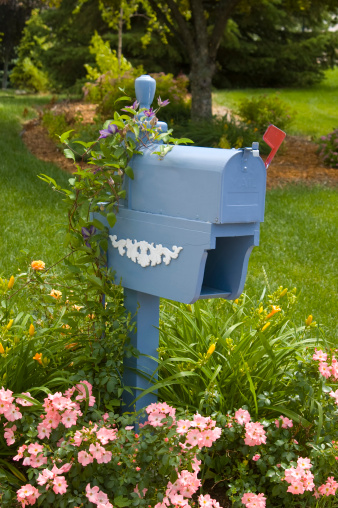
[22,101,338,189]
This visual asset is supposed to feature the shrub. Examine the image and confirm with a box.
[41,110,71,141]
[237,95,295,135]
[317,129,338,168]
[10,57,51,93]
[172,114,261,151]
[84,71,191,124]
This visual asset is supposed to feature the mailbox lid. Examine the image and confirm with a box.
[127,145,266,224]
[128,145,235,223]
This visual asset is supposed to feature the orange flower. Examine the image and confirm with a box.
[50,289,62,300]
[8,276,15,289]
[31,260,45,271]
[265,305,281,320]
[29,324,35,336]
[33,353,43,365]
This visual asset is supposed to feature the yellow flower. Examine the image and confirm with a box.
[265,305,281,320]
[305,315,313,326]
[33,353,43,365]
[0,343,4,354]
[6,319,14,330]
[207,343,216,356]
[31,260,45,271]
[29,324,35,336]
[50,289,62,300]
[258,306,263,314]
[7,276,15,289]
[262,322,271,332]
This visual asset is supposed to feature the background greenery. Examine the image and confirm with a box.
[213,67,338,139]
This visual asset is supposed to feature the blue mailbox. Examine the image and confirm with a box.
[99,74,285,412]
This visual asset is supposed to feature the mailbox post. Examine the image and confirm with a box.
[98,74,285,413]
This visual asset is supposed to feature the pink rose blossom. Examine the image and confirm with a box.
[252,454,261,461]
[235,408,251,425]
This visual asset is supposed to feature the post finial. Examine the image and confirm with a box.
[135,75,156,110]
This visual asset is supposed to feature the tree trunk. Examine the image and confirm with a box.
[189,56,215,122]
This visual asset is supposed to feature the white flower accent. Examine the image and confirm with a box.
[109,235,183,267]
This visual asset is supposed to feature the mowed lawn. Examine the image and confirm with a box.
[0,88,337,336]
[213,67,338,138]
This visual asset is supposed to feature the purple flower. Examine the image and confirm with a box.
[122,100,139,113]
[143,108,155,118]
[99,123,119,139]
[157,96,170,107]
[81,226,96,247]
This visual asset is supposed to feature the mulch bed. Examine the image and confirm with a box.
[22,101,337,188]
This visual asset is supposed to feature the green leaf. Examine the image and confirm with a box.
[125,166,134,180]
[64,149,75,161]
[114,496,130,507]
[114,96,131,104]
[60,130,74,143]
[107,212,116,228]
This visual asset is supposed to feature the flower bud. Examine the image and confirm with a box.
[305,315,313,326]
[0,343,4,354]
[262,322,271,332]
[29,324,35,336]
[8,276,15,289]
[279,288,287,298]
[6,319,13,330]
[207,344,216,356]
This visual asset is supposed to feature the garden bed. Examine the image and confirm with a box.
[21,101,338,189]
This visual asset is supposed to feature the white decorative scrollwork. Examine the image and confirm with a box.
[109,235,183,268]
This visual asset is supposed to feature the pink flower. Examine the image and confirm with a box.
[78,450,94,466]
[61,410,78,428]
[252,454,261,461]
[275,416,293,429]
[86,483,100,503]
[17,484,40,506]
[287,481,305,494]
[329,389,338,404]
[244,422,266,446]
[4,424,16,445]
[318,362,332,378]
[96,427,117,444]
[186,429,201,447]
[241,492,266,507]
[3,404,22,421]
[27,442,44,455]
[313,349,327,361]
[176,419,192,434]
[30,454,48,468]
[297,457,312,469]
[148,410,166,427]
[53,476,68,495]
[235,408,251,425]
[16,392,34,406]
[198,494,214,507]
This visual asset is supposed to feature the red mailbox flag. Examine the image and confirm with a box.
[263,125,286,169]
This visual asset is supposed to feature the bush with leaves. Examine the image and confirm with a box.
[84,71,191,125]
[317,129,338,169]
[237,95,295,135]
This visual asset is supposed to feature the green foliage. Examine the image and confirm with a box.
[10,57,51,93]
[148,287,324,418]
[9,9,52,92]
[317,129,338,168]
[84,72,191,124]
[172,115,260,151]
[85,32,132,81]
[237,94,295,135]
[42,111,71,141]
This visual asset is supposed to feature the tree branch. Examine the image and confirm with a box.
[163,0,196,57]
[209,0,242,60]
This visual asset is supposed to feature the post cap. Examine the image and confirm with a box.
[135,75,156,110]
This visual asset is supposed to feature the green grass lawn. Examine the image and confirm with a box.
[213,67,338,139]
[0,91,70,274]
[0,88,337,336]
